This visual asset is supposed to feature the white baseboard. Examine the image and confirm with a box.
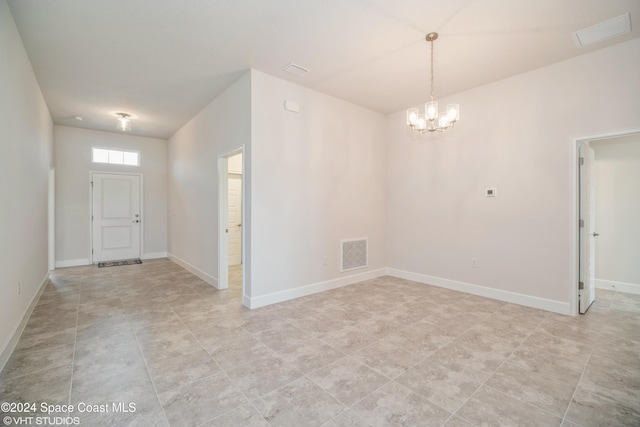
[143,252,168,260]
[0,272,49,373]
[167,253,218,288]
[386,268,571,315]
[596,279,640,295]
[55,258,90,268]
[246,268,387,309]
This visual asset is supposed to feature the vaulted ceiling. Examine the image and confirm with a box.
[8,0,640,139]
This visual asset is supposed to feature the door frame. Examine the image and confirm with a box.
[89,171,144,264]
[571,127,640,315]
[217,146,245,292]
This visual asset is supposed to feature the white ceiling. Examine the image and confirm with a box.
[7,0,640,139]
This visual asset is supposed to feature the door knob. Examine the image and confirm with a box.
[236,223,242,227]
[591,232,599,237]
[133,219,140,223]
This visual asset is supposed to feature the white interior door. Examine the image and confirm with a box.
[228,173,242,266]
[579,144,596,314]
[92,173,141,263]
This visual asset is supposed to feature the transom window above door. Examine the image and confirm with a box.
[92,148,140,166]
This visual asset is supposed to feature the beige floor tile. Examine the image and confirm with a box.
[324,410,372,427]
[159,373,247,427]
[203,403,268,427]
[485,363,576,417]
[353,340,422,379]
[396,360,483,413]
[353,381,451,427]
[308,356,389,407]
[457,385,562,427]
[565,386,640,427]
[253,377,345,427]
[2,260,639,427]
[225,354,302,398]
[207,334,273,370]
[145,348,220,393]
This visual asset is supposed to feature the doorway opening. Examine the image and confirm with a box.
[218,148,244,299]
[573,128,640,315]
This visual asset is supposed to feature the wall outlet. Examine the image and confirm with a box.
[471,258,479,268]
[17,282,21,295]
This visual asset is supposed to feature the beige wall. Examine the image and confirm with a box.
[0,1,53,365]
[54,125,168,265]
[386,38,640,314]
[250,70,387,305]
[167,72,252,288]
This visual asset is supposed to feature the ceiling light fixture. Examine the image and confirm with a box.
[407,32,459,133]
[116,112,132,132]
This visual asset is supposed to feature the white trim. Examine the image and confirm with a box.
[246,268,386,309]
[571,127,640,316]
[143,252,168,260]
[0,273,49,373]
[387,268,571,315]
[596,279,640,295]
[168,253,218,288]
[55,258,91,268]
[48,168,55,271]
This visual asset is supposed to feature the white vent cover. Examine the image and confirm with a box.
[573,13,631,47]
[341,238,368,272]
[282,63,309,76]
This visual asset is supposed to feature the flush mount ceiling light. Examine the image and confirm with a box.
[116,112,132,132]
[407,32,459,134]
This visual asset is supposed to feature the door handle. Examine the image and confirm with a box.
[236,223,242,227]
[133,219,140,223]
[591,232,599,237]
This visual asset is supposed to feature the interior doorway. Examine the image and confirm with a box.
[573,128,640,315]
[218,148,244,295]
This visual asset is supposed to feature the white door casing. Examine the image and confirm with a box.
[92,173,142,263]
[579,143,596,314]
[228,173,242,266]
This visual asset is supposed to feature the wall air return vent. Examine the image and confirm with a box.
[341,238,368,272]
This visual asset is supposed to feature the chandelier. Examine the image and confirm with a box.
[407,32,459,133]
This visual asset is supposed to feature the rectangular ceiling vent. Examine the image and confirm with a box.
[283,63,309,76]
[573,13,631,47]
[341,238,368,272]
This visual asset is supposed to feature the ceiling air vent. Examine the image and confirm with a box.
[573,13,631,47]
[283,63,309,76]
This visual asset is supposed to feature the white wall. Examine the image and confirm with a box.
[593,135,640,290]
[250,70,387,305]
[168,72,252,288]
[54,126,168,265]
[0,0,53,365]
[386,38,640,314]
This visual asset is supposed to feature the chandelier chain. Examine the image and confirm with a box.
[430,37,435,102]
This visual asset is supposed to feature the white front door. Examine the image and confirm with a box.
[228,173,242,266]
[92,173,142,263]
[579,144,596,314]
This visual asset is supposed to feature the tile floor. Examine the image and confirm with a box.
[1,259,639,426]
